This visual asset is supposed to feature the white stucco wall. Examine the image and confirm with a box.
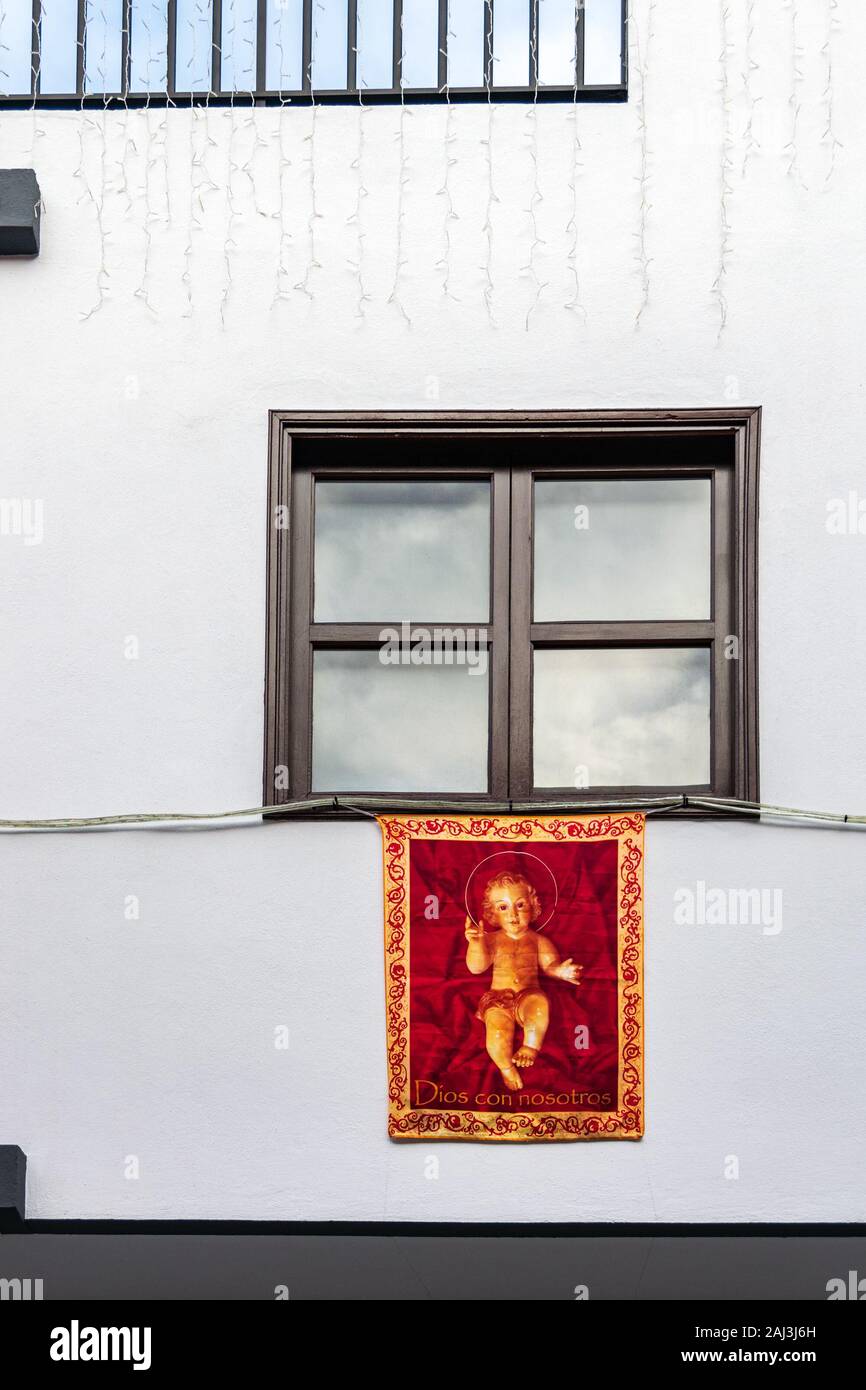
[1,0,864,1222]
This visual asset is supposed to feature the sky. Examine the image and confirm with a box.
[534,478,712,622]
[533,647,711,788]
[2,0,622,95]
[314,480,490,623]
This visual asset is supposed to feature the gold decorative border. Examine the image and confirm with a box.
[379,814,645,1142]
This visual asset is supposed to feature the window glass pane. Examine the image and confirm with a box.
[265,0,302,90]
[584,0,622,85]
[401,0,438,88]
[0,0,32,94]
[534,479,711,622]
[85,0,123,92]
[311,0,347,90]
[40,0,79,95]
[448,0,484,88]
[221,0,257,90]
[312,651,489,792]
[131,0,168,91]
[538,0,576,87]
[533,648,711,788]
[492,0,528,87]
[177,0,215,91]
[357,0,394,89]
[314,481,490,622]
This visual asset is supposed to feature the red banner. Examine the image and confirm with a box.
[380,814,645,1141]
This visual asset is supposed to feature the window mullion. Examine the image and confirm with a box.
[712,462,736,795]
[289,466,315,800]
[529,621,716,645]
[507,467,533,799]
[489,462,511,800]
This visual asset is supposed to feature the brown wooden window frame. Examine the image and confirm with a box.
[265,409,760,814]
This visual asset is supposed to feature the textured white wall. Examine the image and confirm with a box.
[0,0,864,1221]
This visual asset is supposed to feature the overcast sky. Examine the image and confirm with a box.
[534,647,711,788]
[534,478,711,622]
[314,479,490,622]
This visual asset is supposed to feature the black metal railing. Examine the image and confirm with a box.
[0,0,626,106]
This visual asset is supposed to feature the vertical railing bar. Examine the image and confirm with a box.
[121,0,131,95]
[576,0,585,87]
[347,0,357,90]
[211,0,223,93]
[76,0,86,96]
[167,0,178,98]
[484,0,493,92]
[255,0,267,92]
[392,0,403,93]
[529,0,539,87]
[30,0,41,98]
[437,0,447,91]
[302,0,312,91]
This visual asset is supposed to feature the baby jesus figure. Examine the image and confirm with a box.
[465,871,583,1092]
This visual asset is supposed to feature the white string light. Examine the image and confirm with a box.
[436,70,459,302]
[158,77,172,231]
[341,3,370,317]
[480,101,497,323]
[240,12,269,221]
[228,14,268,232]
[783,0,806,189]
[522,21,546,331]
[129,8,164,317]
[741,0,760,177]
[480,19,498,326]
[218,10,249,329]
[632,0,654,329]
[294,6,323,304]
[182,12,203,316]
[272,16,294,308]
[187,10,224,315]
[135,99,159,315]
[28,0,44,157]
[114,2,135,220]
[0,3,8,89]
[72,6,88,230]
[219,99,239,326]
[139,4,172,233]
[387,6,412,330]
[564,0,584,321]
[80,3,111,320]
[712,1,733,338]
[294,102,321,300]
[345,96,371,319]
[822,0,842,184]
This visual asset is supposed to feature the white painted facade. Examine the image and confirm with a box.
[1,0,864,1222]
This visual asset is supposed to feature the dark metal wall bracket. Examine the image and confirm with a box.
[0,1145,26,1231]
[0,170,41,257]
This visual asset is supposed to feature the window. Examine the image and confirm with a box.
[8,0,627,104]
[265,411,759,811]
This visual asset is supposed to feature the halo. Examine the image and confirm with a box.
[464,851,559,932]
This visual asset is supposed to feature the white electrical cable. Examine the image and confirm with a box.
[2,795,864,834]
